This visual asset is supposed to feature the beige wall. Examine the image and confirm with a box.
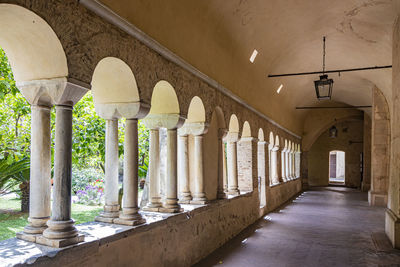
[308,119,364,187]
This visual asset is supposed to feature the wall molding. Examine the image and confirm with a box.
[79,0,301,139]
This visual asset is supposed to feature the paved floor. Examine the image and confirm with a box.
[195,187,400,267]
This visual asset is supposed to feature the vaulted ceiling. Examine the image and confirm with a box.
[100,0,396,134]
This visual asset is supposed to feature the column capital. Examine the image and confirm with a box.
[218,128,228,140]
[178,122,208,136]
[272,145,280,152]
[142,113,185,130]
[226,132,239,143]
[17,77,89,107]
[95,101,150,120]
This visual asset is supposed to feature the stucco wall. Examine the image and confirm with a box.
[308,119,364,187]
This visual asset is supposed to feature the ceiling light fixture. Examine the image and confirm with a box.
[250,49,258,63]
[277,84,283,93]
[314,37,333,100]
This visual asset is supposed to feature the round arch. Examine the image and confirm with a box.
[91,57,140,104]
[187,96,206,123]
[0,4,67,82]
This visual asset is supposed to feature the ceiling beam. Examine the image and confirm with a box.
[295,106,372,110]
[269,65,392,78]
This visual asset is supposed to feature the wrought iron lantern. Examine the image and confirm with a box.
[315,37,333,100]
[329,125,338,138]
[315,74,333,100]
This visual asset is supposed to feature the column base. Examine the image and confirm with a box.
[22,217,49,235]
[178,194,192,204]
[228,189,240,196]
[142,206,160,212]
[36,234,84,248]
[385,208,400,249]
[95,204,120,223]
[16,232,41,243]
[191,193,207,204]
[114,214,146,226]
[217,191,227,199]
[158,207,183,213]
[368,191,388,207]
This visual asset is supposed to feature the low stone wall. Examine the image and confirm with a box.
[261,179,302,215]
[2,180,301,267]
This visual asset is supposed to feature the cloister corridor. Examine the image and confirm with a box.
[197,187,400,267]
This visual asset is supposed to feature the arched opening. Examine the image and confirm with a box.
[91,56,150,224]
[238,121,253,193]
[329,150,346,185]
[142,80,181,213]
[226,114,240,196]
[178,96,210,204]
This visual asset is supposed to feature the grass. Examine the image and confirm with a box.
[0,197,102,241]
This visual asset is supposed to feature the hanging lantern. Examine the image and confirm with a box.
[329,125,338,138]
[315,74,334,100]
[314,37,334,100]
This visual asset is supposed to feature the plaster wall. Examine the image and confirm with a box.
[308,119,364,187]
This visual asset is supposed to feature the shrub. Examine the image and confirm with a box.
[72,168,104,194]
[74,180,104,206]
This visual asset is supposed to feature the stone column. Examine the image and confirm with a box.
[18,104,52,240]
[271,146,280,185]
[227,135,240,196]
[281,147,287,182]
[191,135,207,204]
[115,119,145,226]
[160,129,181,212]
[217,129,227,199]
[143,128,162,211]
[39,104,83,247]
[96,119,120,222]
[288,147,293,180]
[178,133,191,203]
[386,15,400,248]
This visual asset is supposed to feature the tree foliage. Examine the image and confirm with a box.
[0,46,150,196]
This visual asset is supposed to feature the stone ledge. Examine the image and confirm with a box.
[0,192,253,266]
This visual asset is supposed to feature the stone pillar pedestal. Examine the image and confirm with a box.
[17,105,52,242]
[191,135,207,204]
[143,128,162,211]
[96,119,120,223]
[159,129,182,213]
[178,133,191,204]
[115,119,145,226]
[217,129,227,199]
[227,133,240,196]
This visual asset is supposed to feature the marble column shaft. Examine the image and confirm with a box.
[24,105,52,234]
[217,131,227,199]
[227,141,240,195]
[178,134,191,203]
[115,119,145,225]
[160,129,181,212]
[96,119,120,221]
[192,135,207,203]
[145,129,162,209]
[41,105,81,246]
